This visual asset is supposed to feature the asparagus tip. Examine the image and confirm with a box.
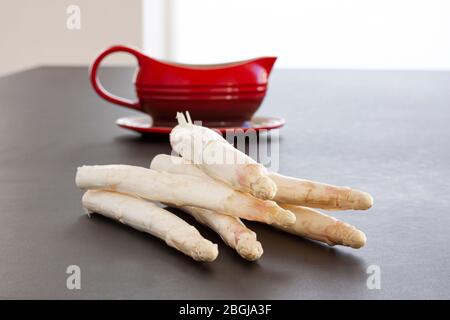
[250,176,278,200]
[236,234,263,261]
[350,190,373,210]
[273,207,296,226]
[348,229,367,249]
[193,241,218,262]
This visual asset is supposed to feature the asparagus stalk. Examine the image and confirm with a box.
[269,173,373,210]
[151,154,373,211]
[76,165,295,226]
[170,112,277,200]
[151,156,264,260]
[275,204,367,248]
[175,206,263,261]
[82,190,218,261]
[150,154,366,248]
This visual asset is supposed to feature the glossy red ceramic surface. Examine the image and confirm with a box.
[116,115,285,135]
[90,45,277,127]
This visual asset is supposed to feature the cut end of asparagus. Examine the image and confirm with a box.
[236,234,264,261]
[250,176,278,200]
[349,190,373,210]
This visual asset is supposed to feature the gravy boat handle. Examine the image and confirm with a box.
[90,45,143,110]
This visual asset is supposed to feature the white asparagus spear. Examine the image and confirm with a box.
[174,206,263,261]
[82,190,218,261]
[76,165,295,226]
[170,112,277,200]
[151,154,373,211]
[150,155,366,248]
[151,156,263,260]
[275,204,367,248]
[269,173,373,210]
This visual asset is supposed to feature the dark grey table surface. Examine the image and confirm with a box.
[0,66,449,299]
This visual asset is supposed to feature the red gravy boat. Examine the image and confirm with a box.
[90,45,277,127]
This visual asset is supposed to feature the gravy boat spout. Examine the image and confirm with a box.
[252,57,277,78]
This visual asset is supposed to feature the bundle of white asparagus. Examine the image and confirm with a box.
[75,112,373,262]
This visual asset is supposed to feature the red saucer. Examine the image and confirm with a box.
[116,115,285,135]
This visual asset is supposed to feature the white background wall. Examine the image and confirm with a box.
[0,0,142,76]
[143,0,450,70]
[2,0,450,75]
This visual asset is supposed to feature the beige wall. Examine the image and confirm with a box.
[0,0,142,76]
